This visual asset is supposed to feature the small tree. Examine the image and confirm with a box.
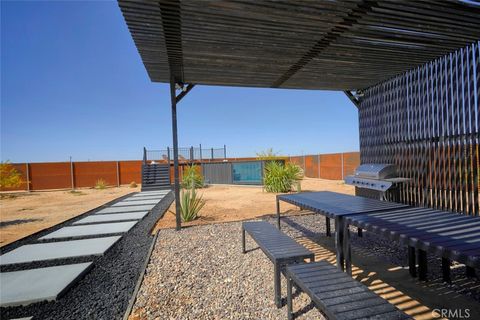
[0,161,24,189]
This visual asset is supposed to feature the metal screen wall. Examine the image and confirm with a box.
[359,41,479,216]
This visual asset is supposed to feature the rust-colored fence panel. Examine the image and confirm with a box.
[29,162,71,190]
[73,161,117,188]
[304,155,319,178]
[119,161,142,185]
[2,153,359,192]
[320,153,343,180]
[289,156,304,171]
[343,152,360,177]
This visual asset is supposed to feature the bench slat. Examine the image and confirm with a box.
[286,261,408,320]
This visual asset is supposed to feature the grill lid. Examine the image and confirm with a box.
[354,163,396,180]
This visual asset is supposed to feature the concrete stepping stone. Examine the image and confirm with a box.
[73,212,148,224]
[112,199,159,206]
[131,191,169,197]
[39,222,137,240]
[0,262,92,307]
[96,204,155,214]
[122,196,163,202]
[0,236,121,265]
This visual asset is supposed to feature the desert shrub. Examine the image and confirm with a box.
[0,161,24,189]
[181,165,204,189]
[130,181,137,188]
[256,148,282,161]
[95,179,107,189]
[264,161,303,193]
[180,187,205,222]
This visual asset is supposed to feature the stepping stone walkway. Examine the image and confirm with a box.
[0,190,170,307]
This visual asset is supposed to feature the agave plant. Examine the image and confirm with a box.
[264,161,303,193]
[95,178,107,190]
[180,187,205,222]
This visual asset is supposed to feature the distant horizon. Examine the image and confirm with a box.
[1,1,359,163]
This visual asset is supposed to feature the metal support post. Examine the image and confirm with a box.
[170,76,182,231]
[70,156,75,190]
[116,161,120,187]
[26,163,31,192]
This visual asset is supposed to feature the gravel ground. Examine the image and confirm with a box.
[130,213,480,320]
[0,192,174,320]
[130,219,327,320]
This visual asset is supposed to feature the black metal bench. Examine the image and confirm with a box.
[286,261,410,320]
[242,221,314,308]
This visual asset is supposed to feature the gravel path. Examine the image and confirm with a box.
[130,213,480,320]
[1,192,174,320]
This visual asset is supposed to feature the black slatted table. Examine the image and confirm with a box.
[276,191,410,274]
[345,207,480,281]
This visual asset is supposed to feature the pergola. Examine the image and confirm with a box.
[118,0,480,229]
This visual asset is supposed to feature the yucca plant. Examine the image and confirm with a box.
[95,178,107,190]
[264,161,303,193]
[181,165,204,189]
[180,187,205,222]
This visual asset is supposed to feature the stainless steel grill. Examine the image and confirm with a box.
[345,164,409,200]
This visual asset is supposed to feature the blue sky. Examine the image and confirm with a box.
[1,1,359,163]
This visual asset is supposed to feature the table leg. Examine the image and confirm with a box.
[357,228,363,237]
[241,227,246,254]
[344,221,352,275]
[326,217,331,237]
[335,217,345,272]
[287,276,293,320]
[442,258,451,283]
[274,263,281,308]
[276,197,281,230]
[466,266,476,278]
[408,246,417,277]
[418,249,428,281]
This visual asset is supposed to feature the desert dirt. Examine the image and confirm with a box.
[154,178,354,231]
[0,186,140,247]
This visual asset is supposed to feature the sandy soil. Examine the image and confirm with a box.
[154,178,354,230]
[0,186,140,247]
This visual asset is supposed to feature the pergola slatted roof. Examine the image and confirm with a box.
[119,0,480,90]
